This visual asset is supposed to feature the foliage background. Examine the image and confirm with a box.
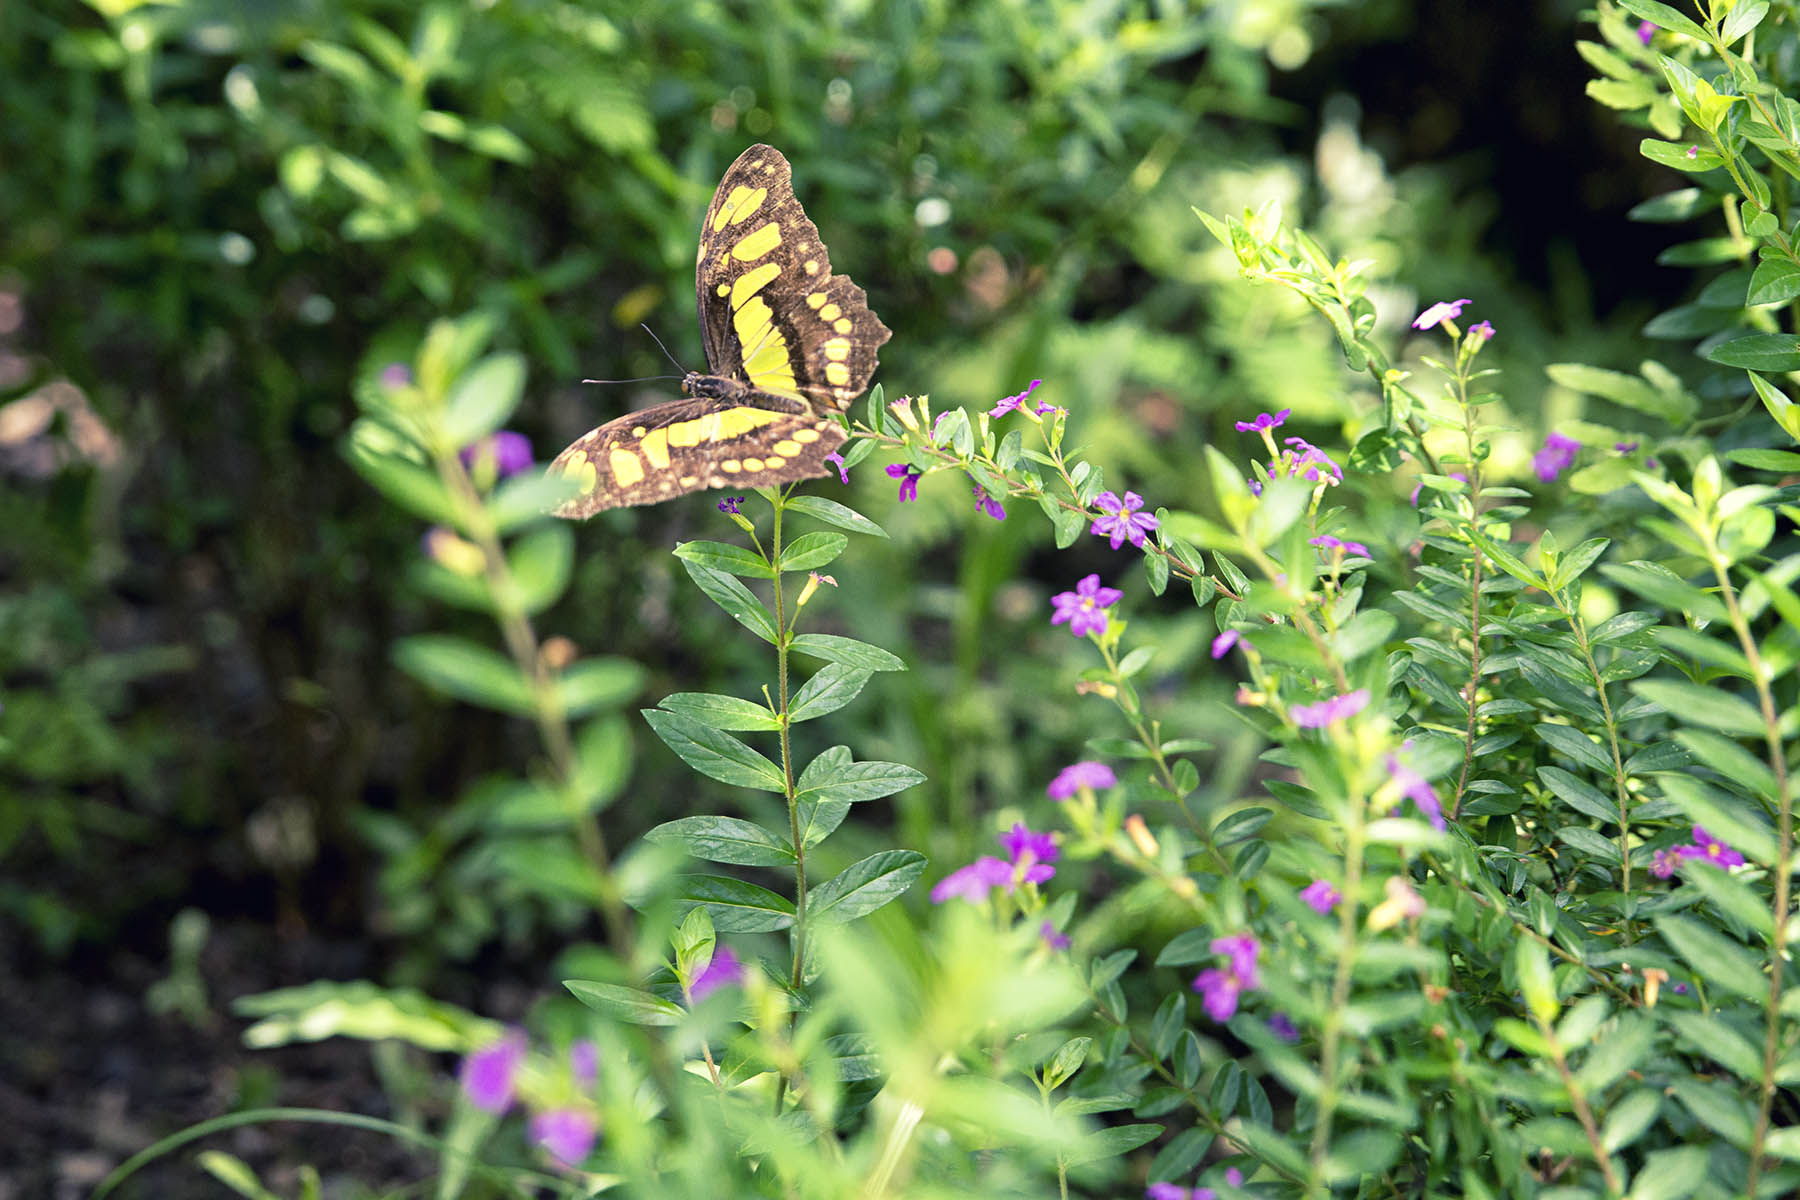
[0,0,1694,1189]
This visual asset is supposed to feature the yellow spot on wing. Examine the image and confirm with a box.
[774,439,802,456]
[731,222,782,261]
[742,457,764,472]
[823,337,851,361]
[806,292,827,308]
[639,428,670,468]
[825,361,850,386]
[712,185,767,231]
[792,428,820,443]
[819,302,841,320]
[721,459,741,473]
[731,261,782,310]
[803,259,819,274]
[609,448,645,488]
[566,457,598,490]
[834,318,852,333]
[716,283,730,297]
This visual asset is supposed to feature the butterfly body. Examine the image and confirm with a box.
[550,145,889,516]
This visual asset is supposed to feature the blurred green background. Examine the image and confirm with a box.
[0,0,1680,1182]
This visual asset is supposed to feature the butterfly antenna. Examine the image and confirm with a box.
[641,323,688,373]
[579,373,682,385]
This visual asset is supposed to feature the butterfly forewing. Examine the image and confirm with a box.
[551,144,889,516]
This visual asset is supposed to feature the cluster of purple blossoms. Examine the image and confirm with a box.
[931,821,1059,903]
[1235,408,1289,434]
[1413,298,1470,331]
[1050,574,1122,638]
[689,945,746,1000]
[1300,878,1341,914]
[1146,1168,1243,1200]
[460,430,534,479]
[886,462,923,502]
[1192,933,1261,1022]
[460,1031,599,1168]
[1534,432,1580,483]
[1282,436,1342,484]
[717,495,744,514]
[1047,760,1117,800]
[1650,825,1746,878]
[989,379,1060,418]
[1310,534,1371,559]
[1386,750,1445,830]
[1091,490,1159,549]
[1290,688,1369,730]
[972,481,1006,520]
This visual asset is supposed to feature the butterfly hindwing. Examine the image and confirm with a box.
[694,144,892,411]
[552,144,887,517]
[548,394,847,517]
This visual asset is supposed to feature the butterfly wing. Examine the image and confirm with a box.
[694,144,892,413]
[547,396,846,517]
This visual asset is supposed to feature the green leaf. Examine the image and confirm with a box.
[1149,1128,1213,1183]
[804,850,927,924]
[1546,363,1693,425]
[673,875,795,932]
[1625,1144,1709,1200]
[1653,913,1765,1000]
[1538,767,1620,823]
[564,980,683,1026]
[557,658,644,716]
[641,708,785,791]
[779,531,849,573]
[1664,1010,1764,1077]
[789,633,906,671]
[1706,333,1800,372]
[1726,448,1800,471]
[1516,937,1558,1023]
[510,524,573,614]
[658,691,780,732]
[393,634,533,715]
[492,469,577,533]
[1721,0,1770,45]
[679,558,777,643]
[346,442,458,524]
[1599,561,1726,621]
[1640,139,1724,172]
[1061,1123,1163,1168]
[1557,825,1621,862]
[1536,723,1613,773]
[1670,1076,1755,1148]
[794,753,925,806]
[1747,259,1800,307]
[788,663,873,722]
[674,539,773,579]
[1630,679,1765,736]
[644,816,794,867]
[784,495,888,538]
[443,352,525,446]
[1577,1014,1654,1092]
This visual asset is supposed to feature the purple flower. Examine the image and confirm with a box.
[569,1040,598,1088]
[1412,298,1471,330]
[1291,689,1369,729]
[1638,20,1656,44]
[1386,752,1445,830]
[690,945,745,1001]
[825,451,849,484]
[1224,1167,1243,1187]
[1050,574,1122,638]
[718,495,743,514]
[1686,145,1699,159]
[989,379,1043,417]
[1310,534,1371,558]
[1677,825,1745,869]
[1211,629,1242,659]
[1040,921,1071,951]
[1469,320,1495,343]
[1146,1185,1190,1200]
[1533,432,1580,483]
[1268,1012,1300,1042]
[1000,821,1059,867]
[379,362,412,388]
[1282,437,1342,483]
[531,1108,597,1167]
[1615,441,1639,453]
[1212,933,1261,989]
[460,430,534,479]
[460,1029,527,1113]
[930,855,1014,903]
[1235,408,1290,433]
[1047,760,1117,800]
[1300,879,1341,914]
[1651,847,1682,879]
[886,462,922,502]
[1193,967,1244,1022]
[1091,490,1160,549]
[972,482,1007,520]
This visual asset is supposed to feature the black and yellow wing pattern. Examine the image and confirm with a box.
[549,144,892,516]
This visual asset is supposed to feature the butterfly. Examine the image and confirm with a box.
[548,144,892,516]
